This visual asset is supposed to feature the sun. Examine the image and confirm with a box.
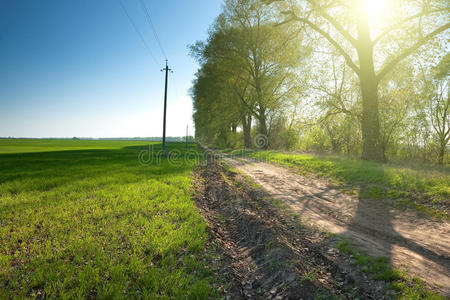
[363,0,390,27]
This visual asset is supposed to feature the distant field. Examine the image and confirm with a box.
[0,140,219,299]
[0,139,157,154]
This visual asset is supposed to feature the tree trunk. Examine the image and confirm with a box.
[356,4,384,162]
[325,125,339,153]
[359,74,383,161]
[381,139,387,163]
[438,138,446,165]
[242,114,252,148]
[258,108,269,149]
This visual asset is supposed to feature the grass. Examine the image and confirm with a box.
[0,139,221,299]
[229,149,449,219]
[337,240,444,300]
[0,138,152,154]
[337,240,402,282]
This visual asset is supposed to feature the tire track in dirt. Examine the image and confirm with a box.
[193,160,393,299]
[223,156,450,296]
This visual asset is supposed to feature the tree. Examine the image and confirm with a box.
[378,78,414,162]
[216,0,306,148]
[428,80,449,164]
[265,0,450,161]
[191,61,242,146]
[190,23,256,147]
[191,0,307,148]
[424,54,450,164]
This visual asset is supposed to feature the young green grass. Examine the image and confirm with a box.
[0,140,219,299]
[236,150,449,219]
[337,240,444,300]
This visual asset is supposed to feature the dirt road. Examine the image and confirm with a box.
[223,156,450,295]
[194,161,391,299]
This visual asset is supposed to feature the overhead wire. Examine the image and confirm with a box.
[118,0,159,66]
[138,0,167,60]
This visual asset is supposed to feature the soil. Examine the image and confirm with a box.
[193,158,398,299]
[220,155,450,296]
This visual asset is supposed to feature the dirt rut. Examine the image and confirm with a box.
[222,156,450,295]
[194,161,397,299]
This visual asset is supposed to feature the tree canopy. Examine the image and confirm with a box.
[190,0,449,164]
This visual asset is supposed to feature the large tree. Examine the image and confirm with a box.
[266,0,449,161]
[215,0,305,147]
[191,61,242,146]
[191,0,306,148]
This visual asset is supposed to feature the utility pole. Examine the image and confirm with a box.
[161,60,172,154]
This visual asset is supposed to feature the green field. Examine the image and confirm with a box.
[0,140,218,299]
[227,149,450,219]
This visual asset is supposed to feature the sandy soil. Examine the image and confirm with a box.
[223,156,450,295]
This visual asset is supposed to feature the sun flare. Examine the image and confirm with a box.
[363,0,390,26]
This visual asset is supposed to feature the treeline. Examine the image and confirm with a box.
[190,0,449,164]
[1,137,194,142]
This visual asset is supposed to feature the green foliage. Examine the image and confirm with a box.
[191,0,449,164]
[190,0,308,148]
[0,140,219,299]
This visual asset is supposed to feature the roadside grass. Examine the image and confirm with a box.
[337,240,443,300]
[228,149,449,219]
[0,140,221,299]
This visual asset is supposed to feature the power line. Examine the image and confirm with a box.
[118,0,159,66]
[138,0,167,60]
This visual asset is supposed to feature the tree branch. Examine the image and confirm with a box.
[376,23,450,82]
[283,12,361,76]
[312,5,358,47]
[372,8,450,45]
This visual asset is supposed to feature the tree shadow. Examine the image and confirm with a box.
[218,150,450,293]
[0,145,199,213]
[341,166,450,293]
[122,142,198,152]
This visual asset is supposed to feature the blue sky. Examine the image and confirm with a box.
[0,0,222,138]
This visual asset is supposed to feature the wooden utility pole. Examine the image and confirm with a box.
[161,60,172,154]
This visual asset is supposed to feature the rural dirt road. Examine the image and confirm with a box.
[222,156,450,295]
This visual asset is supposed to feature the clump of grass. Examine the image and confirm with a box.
[299,271,317,284]
[0,140,220,299]
[337,240,444,299]
[337,241,402,281]
[392,278,445,300]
